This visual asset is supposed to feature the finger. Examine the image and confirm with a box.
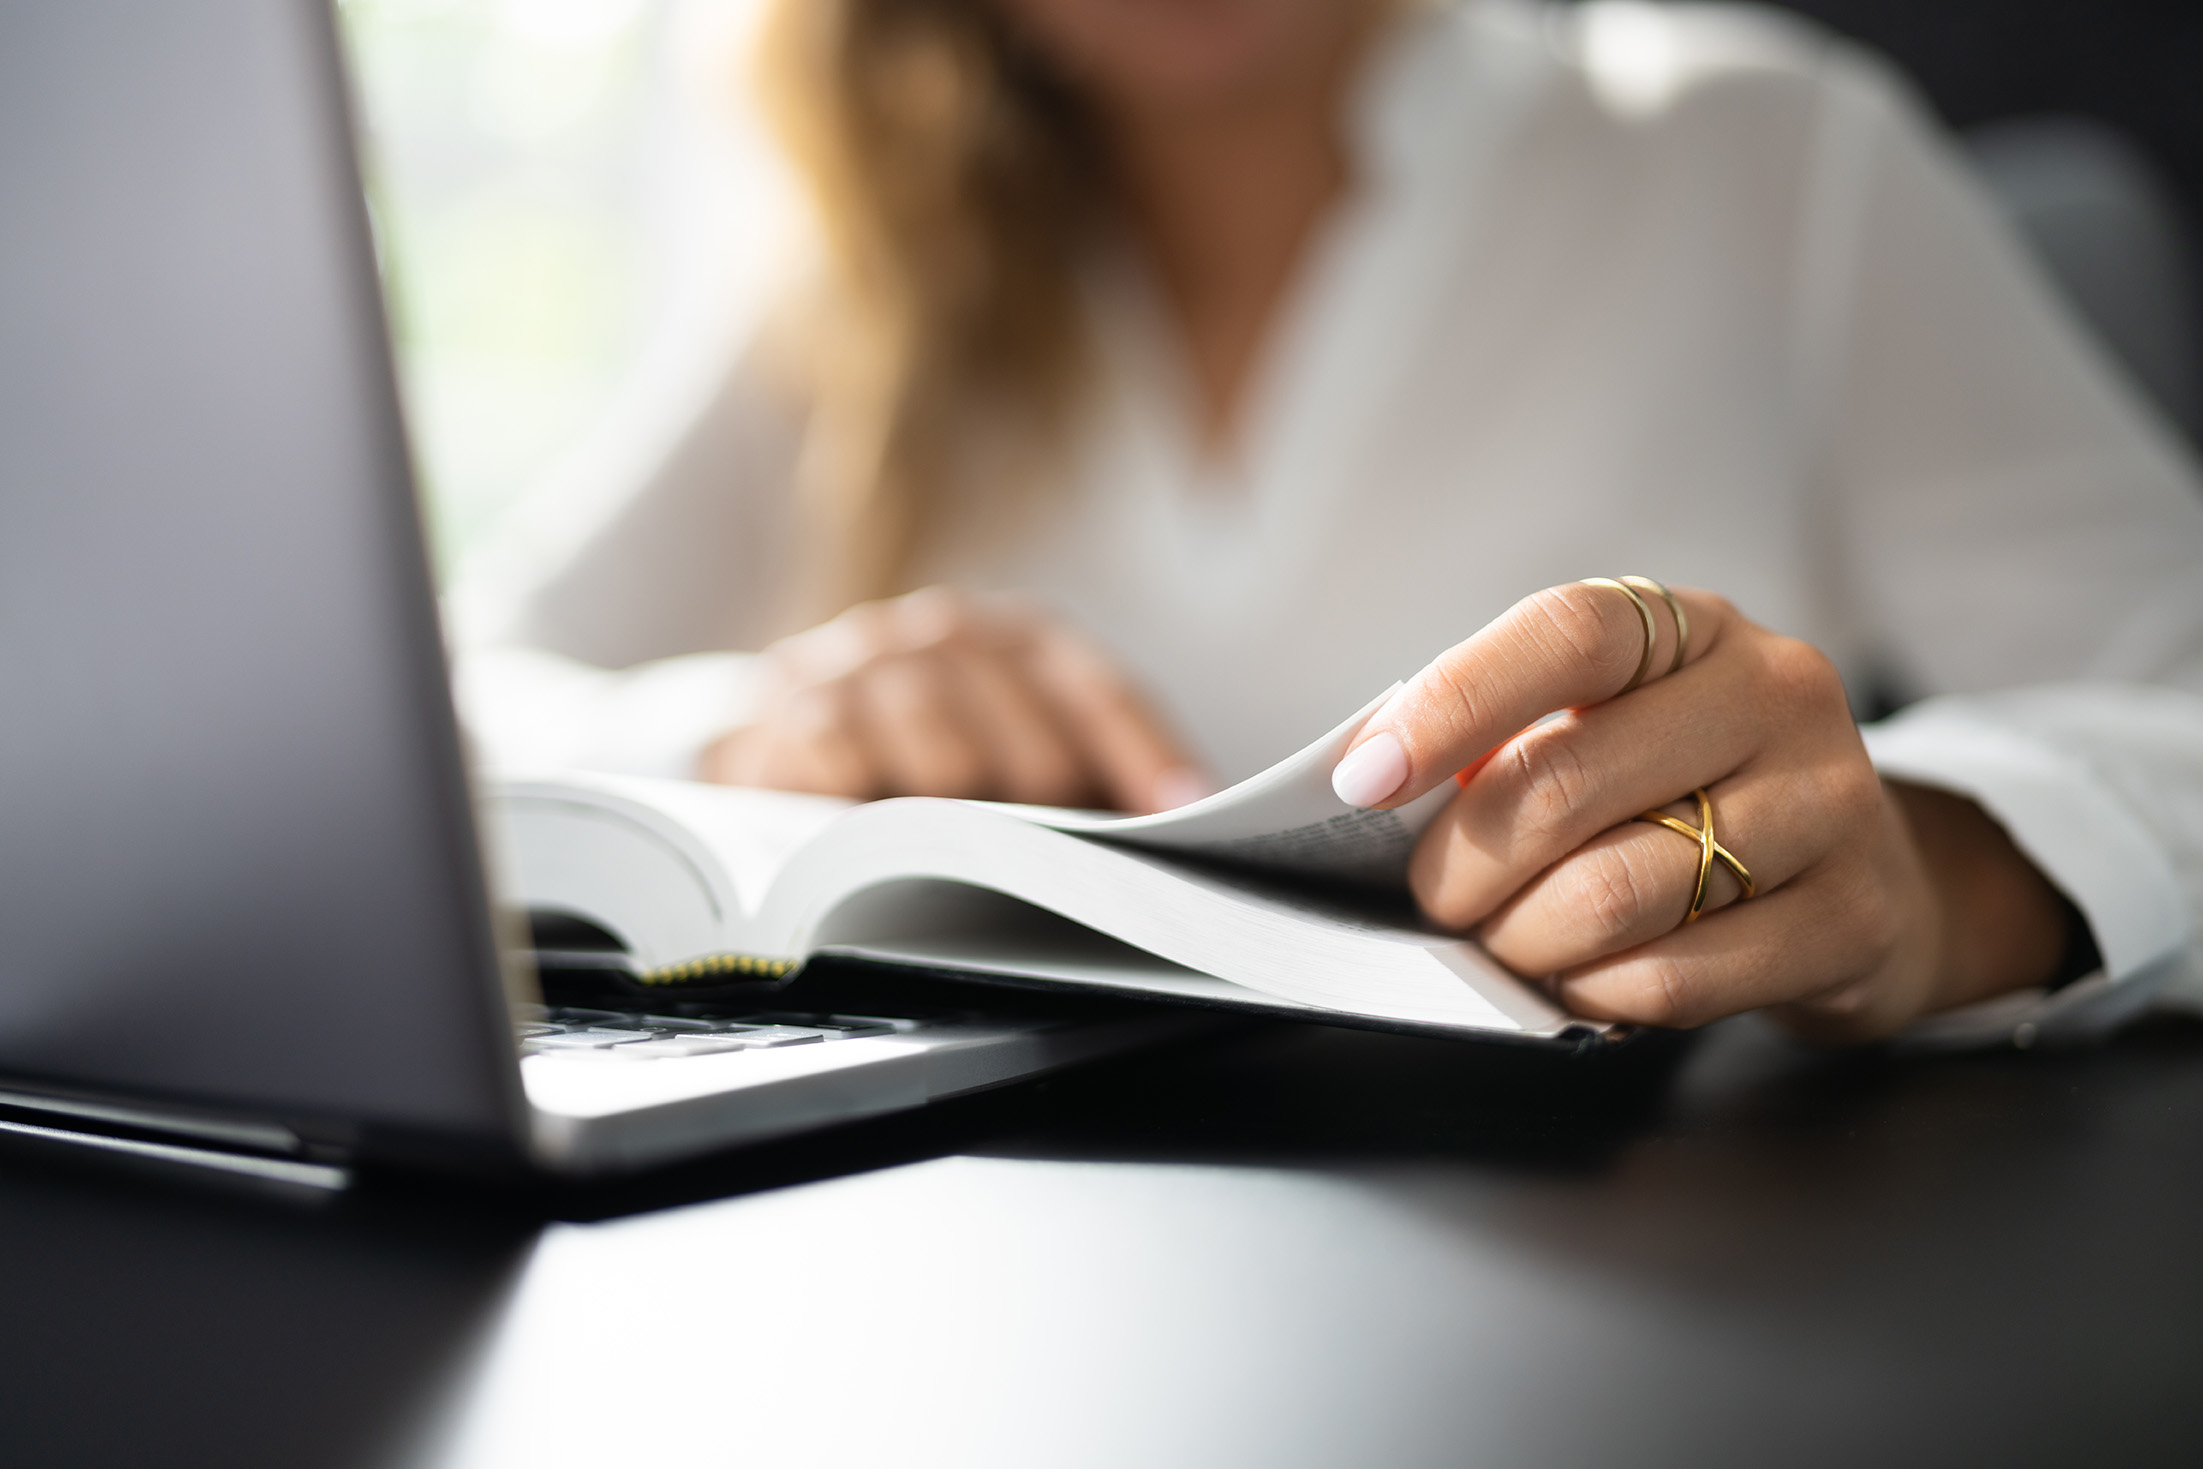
[1408,651,1770,926]
[1549,860,1906,1031]
[1474,761,1872,975]
[768,598,896,684]
[896,593,1124,804]
[1409,632,1861,927]
[948,649,1092,806]
[880,584,1006,656]
[733,683,879,798]
[884,585,1061,665]
[850,655,992,798]
[1021,626,1203,813]
[1334,584,1733,811]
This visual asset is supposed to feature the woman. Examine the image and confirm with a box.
[461,0,2203,1044]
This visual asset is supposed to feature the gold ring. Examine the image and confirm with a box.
[1581,578,1657,695]
[1620,575,1689,677]
[1635,788,1755,922]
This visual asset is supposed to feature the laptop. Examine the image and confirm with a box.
[0,0,1183,1186]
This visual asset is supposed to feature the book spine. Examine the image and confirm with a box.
[635,954,798,987]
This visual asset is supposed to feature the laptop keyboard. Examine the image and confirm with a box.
[515,1005,920,1061]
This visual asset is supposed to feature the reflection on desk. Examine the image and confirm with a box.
[3,1014,2202,1468]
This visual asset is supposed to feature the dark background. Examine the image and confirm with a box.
[1765,0,2203,220]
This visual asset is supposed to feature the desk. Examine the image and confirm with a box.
[3,1014,2201,1467]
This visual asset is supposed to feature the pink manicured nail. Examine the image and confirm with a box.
[1332,731,1408,808]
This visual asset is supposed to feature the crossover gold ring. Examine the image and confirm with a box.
[1634,787,1755,923]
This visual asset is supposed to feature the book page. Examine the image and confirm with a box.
[486,774,853,968]
[772,801,1577,1035]
[494,726,1589,1036]
[614,781,853,915]
[1001,687,1456,887]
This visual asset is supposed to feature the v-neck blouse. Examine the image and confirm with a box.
[458,1,2203,1041]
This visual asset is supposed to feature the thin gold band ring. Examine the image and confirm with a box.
[1581,578,1658,695]
[1620,575,1690,679]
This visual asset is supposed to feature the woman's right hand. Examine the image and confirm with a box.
[700,587,1209,813]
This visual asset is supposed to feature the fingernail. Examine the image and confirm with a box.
[1332,731,1408,808]
[1152,767,1217,811]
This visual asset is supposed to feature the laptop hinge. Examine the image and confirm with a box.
[0,1113,351,1192]
[0,1082,307,1157]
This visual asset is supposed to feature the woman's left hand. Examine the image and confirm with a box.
[1330,582,2076,1040]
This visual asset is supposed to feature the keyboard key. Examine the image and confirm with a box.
[606,1035,758,1059]
[705,1025,830,1048]
[548,1007,629,1025]
[803,1016,910,1038]
[524,1027,656,1051]
[526,1015,936,1061]
[518,1003,929,1060]
[589,1014,719,1033]
[743,1014,911,1038]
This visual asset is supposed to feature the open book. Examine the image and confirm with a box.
[485,691,1603,1044]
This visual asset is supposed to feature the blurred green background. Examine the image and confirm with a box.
[340,0,668,571]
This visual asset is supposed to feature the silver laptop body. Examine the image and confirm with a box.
[0,0,1166,1182]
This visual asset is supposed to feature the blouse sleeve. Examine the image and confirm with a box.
[1805,48,2203,1041]
[447,343,809,778]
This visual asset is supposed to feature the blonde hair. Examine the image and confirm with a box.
[755,0,1102,612]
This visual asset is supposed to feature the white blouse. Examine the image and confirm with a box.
[456,0,2203,1044]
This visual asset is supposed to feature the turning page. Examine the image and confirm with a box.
[1004,687,1455,886]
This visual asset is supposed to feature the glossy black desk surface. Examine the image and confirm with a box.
[5,1015,2201,1468]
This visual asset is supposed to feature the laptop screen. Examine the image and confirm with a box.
[0,0,525,1163]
